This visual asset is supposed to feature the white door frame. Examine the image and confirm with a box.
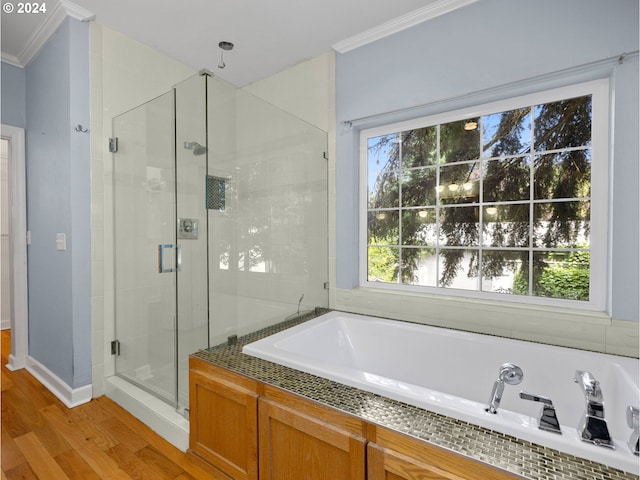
[1,124,28,370]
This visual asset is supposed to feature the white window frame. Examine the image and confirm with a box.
[359,79,609,312]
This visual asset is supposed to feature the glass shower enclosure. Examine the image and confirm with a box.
[112,73,208,415]
[111,72,328,418]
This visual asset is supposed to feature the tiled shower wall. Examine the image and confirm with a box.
[207,86,329,343]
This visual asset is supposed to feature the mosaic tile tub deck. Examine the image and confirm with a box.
[192,309,639,480]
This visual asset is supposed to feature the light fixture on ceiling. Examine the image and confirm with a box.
[217,41,234,69]
[464,120,478,131]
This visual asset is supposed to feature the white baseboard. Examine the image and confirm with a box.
[26,355,92,408]
[1,319,10,330]
[6,353,26,371]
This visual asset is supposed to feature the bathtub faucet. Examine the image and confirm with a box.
[574,370,614,449]
[486,363,523,414]
[519,391,562,434]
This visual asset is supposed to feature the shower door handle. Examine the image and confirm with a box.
[158,244,181,273]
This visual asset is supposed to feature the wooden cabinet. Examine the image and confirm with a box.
[369,427,519,480]
[189,358,518,480]
[258,386,366,480]
[188,357,259,480]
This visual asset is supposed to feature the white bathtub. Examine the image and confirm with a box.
[243,311,640,474]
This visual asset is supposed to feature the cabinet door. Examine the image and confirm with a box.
[189,358,258,480]
[369,428,520,480]
[369,442,468,480]
[259,396,366,480]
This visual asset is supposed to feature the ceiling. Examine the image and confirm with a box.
[1,0,475,86]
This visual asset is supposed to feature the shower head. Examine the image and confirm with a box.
[193,144,207,155]
[184,141,207,156]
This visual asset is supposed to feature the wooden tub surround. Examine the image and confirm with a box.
[188,310,638,480]
[189,356,521,480]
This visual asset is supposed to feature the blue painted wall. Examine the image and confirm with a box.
[25,18,92,388]
[68,19,92,389]
[1,62,26,128]
[335,0,639,321]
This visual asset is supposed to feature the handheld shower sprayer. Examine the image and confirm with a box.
[486,363,524,414]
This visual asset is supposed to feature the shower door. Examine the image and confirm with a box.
[112,91,180,407]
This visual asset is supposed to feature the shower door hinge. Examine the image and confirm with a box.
[323,151,328,160]
[109,137,118,153]
[324,282,329,290]
[110,340,121,356]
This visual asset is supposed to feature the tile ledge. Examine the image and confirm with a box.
[342,287,612,326]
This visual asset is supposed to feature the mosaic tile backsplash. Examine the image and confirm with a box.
[193,309,639,480]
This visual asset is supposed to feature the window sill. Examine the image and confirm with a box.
[333,287,638,357]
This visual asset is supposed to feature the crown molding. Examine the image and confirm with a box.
[5,0,95,68]
[1,53,23,68]
[332,0,479,54]
[16,0,68,67]
[60,0,96,22]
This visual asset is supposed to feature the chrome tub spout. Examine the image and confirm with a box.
[574,370,614,449]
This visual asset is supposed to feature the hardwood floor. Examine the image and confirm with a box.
[0,330,222,479]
